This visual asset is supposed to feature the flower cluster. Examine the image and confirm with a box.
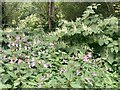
[7,34,31,51]
[59,68,66,74]
[83,52,92,62]
[38,60,52,68]
[4,33,32,65]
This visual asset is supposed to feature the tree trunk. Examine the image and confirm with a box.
[48,0,55,30]
[0,2,2,28]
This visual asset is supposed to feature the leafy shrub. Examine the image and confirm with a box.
[49,3,119,73]
[18,14,42,29]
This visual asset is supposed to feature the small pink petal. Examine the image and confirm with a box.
[43,64,48,68]
[92,73,97,76]
[12,43,15,46]
[83,55,89,62]
[18,59,22,64]
[22,38,26,42]
[60,68,66,73]
[10,60,14,64]
[87,52,92,58]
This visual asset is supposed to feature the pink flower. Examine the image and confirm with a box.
[27,59,30,64]
[92,73,97,76]
[15,35,20,39]
[63,60,67,63]
[83,55,89,62]
[22,38,26,42]
[15,35,20,42]
[18,59,23,64]
[27,42,31,46]
[12,43,15,46]
[87,52,92,58]
[60,68,66,73]
[43,64,48,68]
[28,47,30,49]
[10,60,14,64]
[40,76,45,81]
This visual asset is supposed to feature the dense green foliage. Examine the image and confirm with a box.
[0,3,120,88]
[59,2,115,20]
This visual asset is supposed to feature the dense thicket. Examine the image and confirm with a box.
[0,2,120,88]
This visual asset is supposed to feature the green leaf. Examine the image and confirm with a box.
[108,52,114,64]
[70,82,81,88]
[0,67,5,73]
[105,63,112,69]
[0,37,3,42]
[87,6,92,9]
[56,76,66,83]
[105,74,113,84]
[114,47,119,53]
[113,41,118,45]
[82,13,90,20]
[2,74,10,83]
[98,39,104,46]
[7,71,17,79]
[36,74,42,82]
[107,43,113,47]
[5,49,12,55]
[0,83,12,88]
[5,64,14,70]
[74,62,81,67]
[16,49,23,54]
[110,48,114,52]
[76,28,82,34]
[104,40,109,45]
[28,81,37,86]
[93,6,97,9]
[48,35,58,42]
[64,68,72,81]
[14,79,20,86]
